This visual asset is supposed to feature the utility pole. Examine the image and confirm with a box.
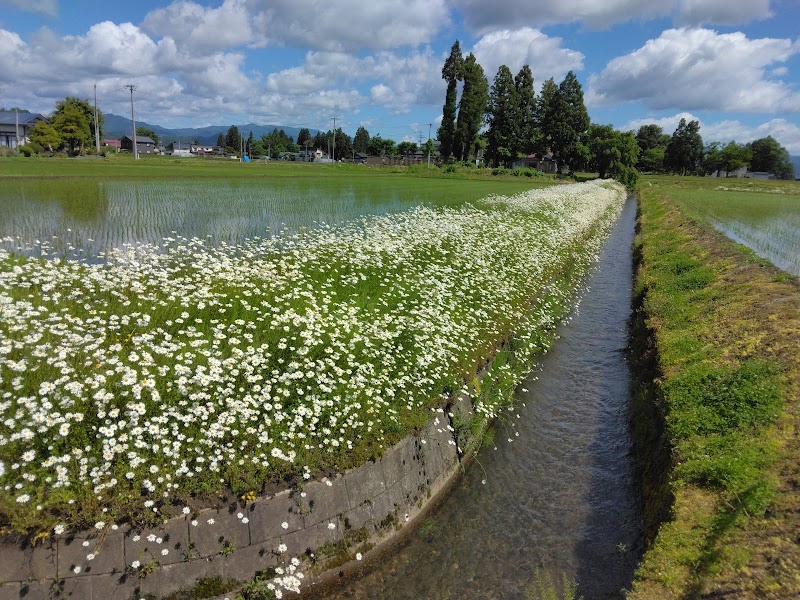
[427,123,432,166]
[331,116,340,162]
[14,108,19,149]
[125,84,138,160]
[94,84,100,154]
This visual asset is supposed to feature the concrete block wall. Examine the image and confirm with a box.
[0,397,478,599]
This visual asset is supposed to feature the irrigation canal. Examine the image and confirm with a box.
[304,197,644,599]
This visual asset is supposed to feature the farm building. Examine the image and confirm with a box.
[119,135,158,154]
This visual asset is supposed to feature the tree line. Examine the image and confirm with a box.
[635,120,794,179]
[435,40,795,183]
[436,41,638,185]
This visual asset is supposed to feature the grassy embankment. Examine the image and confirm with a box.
[629,176,800,598]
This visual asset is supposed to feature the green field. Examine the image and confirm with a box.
[642,175,800,275]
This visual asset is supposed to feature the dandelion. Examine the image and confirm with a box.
[131,560,141,569]
[281,521,288,530]
[356,552,363,561]
[207,518,215,525]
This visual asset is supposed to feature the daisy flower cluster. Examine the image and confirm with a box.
[0,180,625,533]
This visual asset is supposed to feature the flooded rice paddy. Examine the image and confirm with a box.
[670,186,800,276]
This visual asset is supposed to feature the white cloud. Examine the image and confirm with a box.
[264,48,444,112]
[142,0,264,54]
[0,0,57,17]
[588,28,800,113]
[246,0,449,52]
[470,28,585,87]
[454,0,672,30]
[453,0,774,30]
[677,0,772,25]
[622,113,800,154]
[143,0,448,54]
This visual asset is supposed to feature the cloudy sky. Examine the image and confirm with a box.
[1,0,798,152]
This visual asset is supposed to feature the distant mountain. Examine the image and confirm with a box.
[103,113,316,146]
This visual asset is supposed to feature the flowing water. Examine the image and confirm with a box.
[306,198,643,599]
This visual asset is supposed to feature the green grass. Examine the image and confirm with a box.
[629,177,800,598]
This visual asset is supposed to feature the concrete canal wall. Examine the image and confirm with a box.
[0,396,478,599]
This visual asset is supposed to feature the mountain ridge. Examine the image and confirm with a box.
[103,113,316,146]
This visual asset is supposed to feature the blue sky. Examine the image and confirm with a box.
[1,0,799,152]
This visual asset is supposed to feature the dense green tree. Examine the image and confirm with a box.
[246,131,255,156]
[397,141,418,156]
[312,131,326,152]
[52,107,90,155]
[702,142,724,176]
[639,147,666,173]
[367,135,396,156]
[262,128,297,158]
[296,128,311,149]
[225,125,242,154]
[749,136,794,179]
[216,132,225,148]
[664,118,704,175]
[353,126,370,154]
[437,40,464,161]
[550,71,590,173]
[634,125,670,172]
[586,124,639,185]
[29,121,62,153]
[533,77,559,156]
[333,128,353,160]
[485,64,518,167]
[453,53,488,162]
[250,140,265,157]
[136,127,159,145]
[51,97,101,155]
[719,141,751,175]
[514,65,536,156]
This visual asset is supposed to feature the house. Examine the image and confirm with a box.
[512,153,558,173]
[119,135,157,155]
[103,139,121,150]
[189,144,223,156]
[0,111,48,149]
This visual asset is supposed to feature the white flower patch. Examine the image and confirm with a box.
[0,181,626,532]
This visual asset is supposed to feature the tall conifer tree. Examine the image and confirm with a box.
[514,65,536,157]
[453,53,488,162]
[486,65,518,167]
[437,41,463,161]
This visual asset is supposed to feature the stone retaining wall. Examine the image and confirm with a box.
[0,396,477,600]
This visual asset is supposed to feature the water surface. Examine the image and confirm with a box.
[0,178,501,262]
[306,198,643,599]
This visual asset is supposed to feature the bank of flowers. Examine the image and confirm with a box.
[0,180,626,545]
